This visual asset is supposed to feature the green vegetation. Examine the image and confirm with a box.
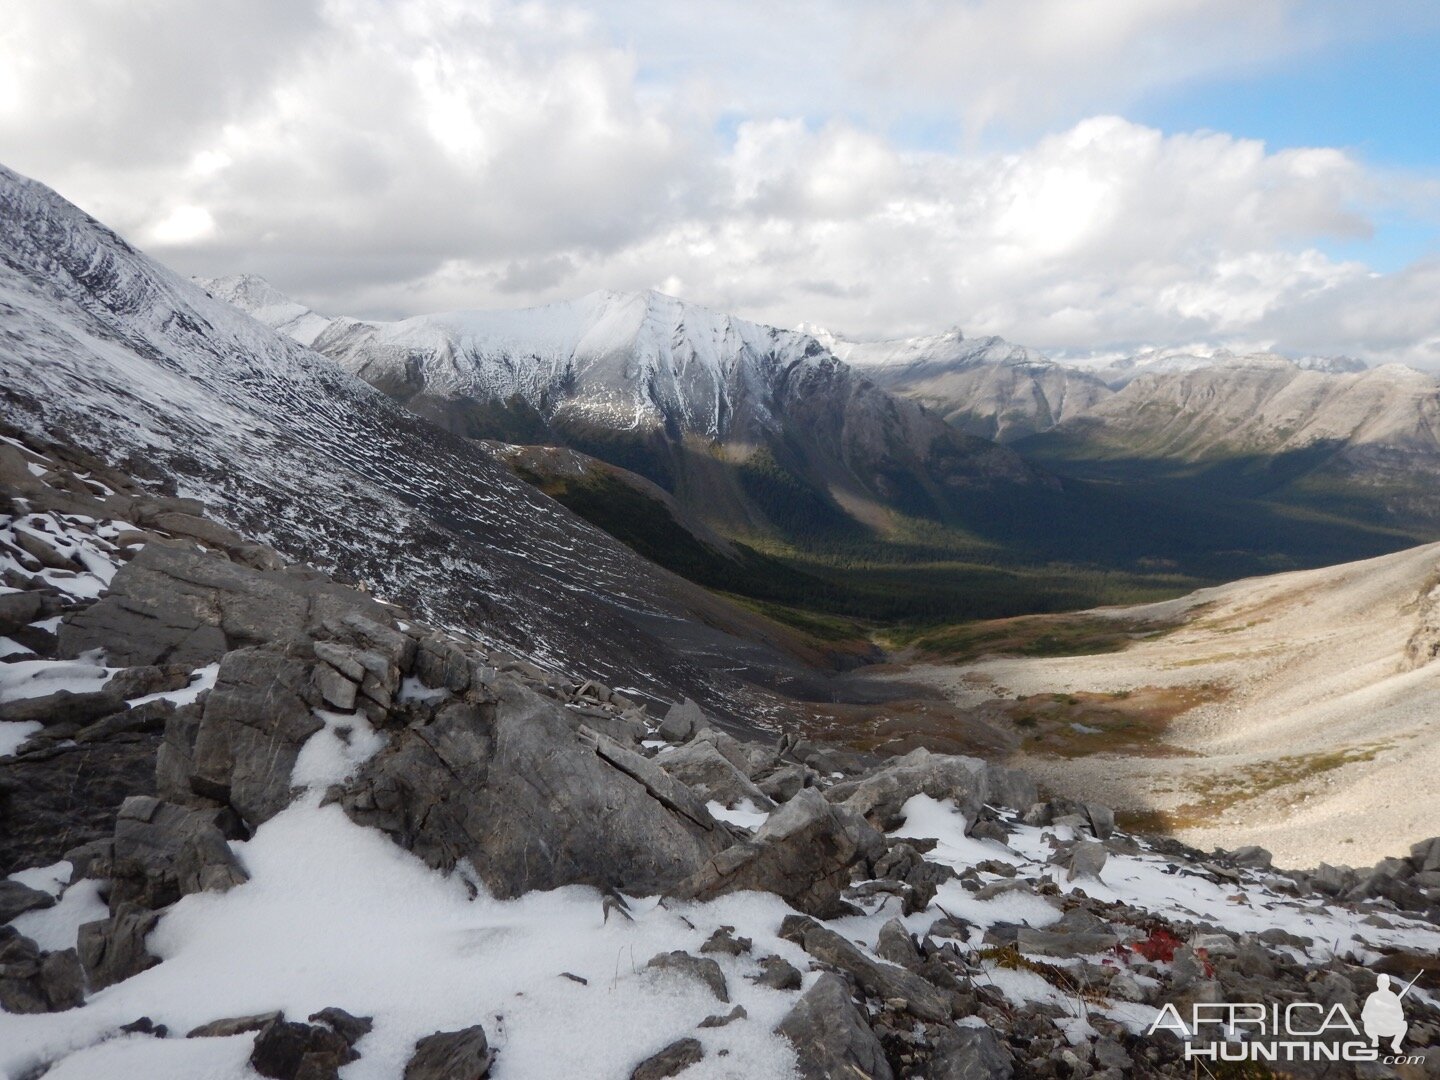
[512,455,1191,625]
[886,612,1175,661]
[503,416,1437,633]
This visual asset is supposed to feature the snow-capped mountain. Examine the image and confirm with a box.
[1075,346,1369,389]
[204,277,1045,541]
[815,327,1113,443]
[0,163,825,717]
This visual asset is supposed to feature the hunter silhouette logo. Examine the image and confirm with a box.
[1149,969,1427,1066]
[1362,973,1419,1052]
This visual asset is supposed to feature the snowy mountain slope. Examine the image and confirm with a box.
[205,277,1046,541]
[818,328,1113,442]
[0,163,831,718]
[1074,346,1369,389]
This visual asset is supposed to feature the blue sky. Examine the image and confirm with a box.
[1132,21,1440,272]
[3,0,1438,365]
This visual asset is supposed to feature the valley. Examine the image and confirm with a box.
[855,542,1440,867]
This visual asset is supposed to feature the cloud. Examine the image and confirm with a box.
[0,0,1437,366]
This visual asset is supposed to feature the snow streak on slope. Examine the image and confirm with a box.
[0,164,804,715]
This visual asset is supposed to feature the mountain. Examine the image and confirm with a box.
[1076,346,1369,389]
[8,431,1439,1079]
[202,276,1046,543]
[0,163,865,719]
[817,327,1113,443]
[1022,355,1440,531]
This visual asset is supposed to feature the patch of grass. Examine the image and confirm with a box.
[887,612,1177,662]
[1117,745,1392,833]
[976,946,1111,1004]
[1001,683,1226,758]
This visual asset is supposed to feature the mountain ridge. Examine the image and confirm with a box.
[202,275,1049,547]
[0,163,859,720]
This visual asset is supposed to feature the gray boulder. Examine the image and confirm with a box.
[0,927,84,1013]
[0,688,127,727]
[1231,845,1273,870]
[59,541,393,668]
[656,741,775,811]
[337,683,731,897]
[645,951,728,1002]
[249,1013,358,1080]
[631,1038,703,1080]
[99,796,247,909]
[77,902,161,991]
[750,955,803,991]
[1410,836,1440,873]
[775,972,893,1080]
[1067,841,1108,882]
[930,1025,1014,1080]
[781,916,953,1023]
[403,1025,494,1080]
[670,788,884,917]
[658,698,709,742]
[188,648,323,824]
[0,879,56,923]
[756,763,812,803]
[188,1011,284,1038]
[827,749,989,830]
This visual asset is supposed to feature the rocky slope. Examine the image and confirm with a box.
[886,539,1440,868]
[4,433,1440,1080]
[203,276,1045,542]
[1023,356,1440,529]
[819,329,1113,443]
[0,162,870,722]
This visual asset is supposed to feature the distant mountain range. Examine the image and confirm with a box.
[203,276,1046,549]
[815,327,1112,442]
[200,272,1440,611]
[812,324,1440,532]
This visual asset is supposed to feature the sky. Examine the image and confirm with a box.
[3,0,1439,366]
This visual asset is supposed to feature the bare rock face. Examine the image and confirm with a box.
[670,788,884,917]
[92,795,249,910]
[0,735,160,876]
[336,682,733,897]
[76,902,161,991]
[58,540,393,669]
[403,1025,494,1080]
[0,928,84,1014]
[656,740,775,810]
[188,648,323,825]
[929,1025,1014,1080]
[774,972,894,1080]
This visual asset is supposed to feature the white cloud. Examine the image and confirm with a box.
[0,0,1437,367]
